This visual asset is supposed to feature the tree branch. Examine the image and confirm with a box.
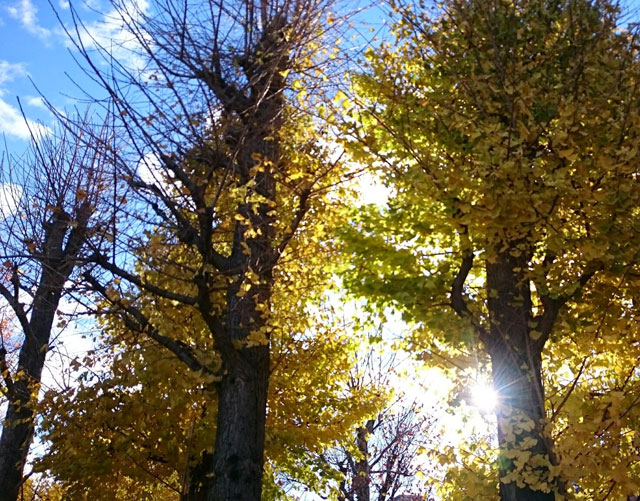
[451,253,474,317]
[128,174,235,273]
[88,252,198,306]
[130,177,203,247]
[0,283,34,344]
[83,273,215,376]
[194,272,249,373]
[194,66,252,115]
[450,252,490,346]
[534,265,600,350]
[275,187,311,260]
[0,347,15,398]
[62,200,93,261]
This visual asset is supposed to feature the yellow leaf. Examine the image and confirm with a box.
[559,149,577,162]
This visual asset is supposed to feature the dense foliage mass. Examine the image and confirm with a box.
[341,0,640,498]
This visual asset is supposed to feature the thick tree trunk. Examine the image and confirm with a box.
[185,290,272,501]
[208,347,269,500]
[0,347,46,501]
[184,201,274,501]
[206,265,272,500]
[206,122,277,499]
[0,273,65,501]
[486,250,556,501]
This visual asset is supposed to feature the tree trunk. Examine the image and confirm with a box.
[185,289,272,501]
[0,271,65,501]
[208,348,269,500]
[188,26,285,498]
[0,203,89,501]
[0,346,46,501]
[486,249,556,501]
[353,420,374,501]
[184,350,269,501]
[206,121,277,499]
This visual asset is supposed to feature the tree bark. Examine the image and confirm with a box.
[208,346,269,500]
[486,249,556,501]
[0,263,67,501]
[0,200,91,501]
[353,420,374,501]
[0,345,47,501]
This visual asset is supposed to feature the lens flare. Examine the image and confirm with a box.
[471,381,498,412]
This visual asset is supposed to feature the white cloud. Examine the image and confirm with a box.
[0,61,27,87]
[25,95,47,110]
[7,0,52,40]
[137,151,166,186]
[0,98,51,140]
[58,0,70,8]
[0,183,23,219]
[0,61,52,141]
[73,0,151,71]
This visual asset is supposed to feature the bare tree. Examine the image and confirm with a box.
[0,116,112,501]
[59,0,346,498]
[332,403,436,501]
[316,351,439,501]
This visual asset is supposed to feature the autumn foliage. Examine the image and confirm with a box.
[3,0,640,500]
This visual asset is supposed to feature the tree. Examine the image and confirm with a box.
[329,389,438,501]
[0,117,111,501]
[265,338,441,501]
[59,0,352,497]
[37,213,382,501]
[342,0,640,498]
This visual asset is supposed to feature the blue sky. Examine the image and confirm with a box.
[0,1,84,145]
[0,0,149,154]
[2,0,640,160]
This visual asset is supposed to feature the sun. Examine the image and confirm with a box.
[471,381,499,412]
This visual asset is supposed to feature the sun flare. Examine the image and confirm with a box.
[471,381,498,412]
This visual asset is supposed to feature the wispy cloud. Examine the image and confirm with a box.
[7,0,52,40]
[72,0,150,71]
[25,95,47,110]
[0,61,27,87]
[82,0,103,9]
[0,98,51,140]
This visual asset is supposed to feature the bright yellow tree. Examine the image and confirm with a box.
[61,0,357,498]
[342,0,640,498]
[37,124,384,500]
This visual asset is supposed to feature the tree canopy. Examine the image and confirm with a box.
[3,0,640,500]
[341,0,640,498]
